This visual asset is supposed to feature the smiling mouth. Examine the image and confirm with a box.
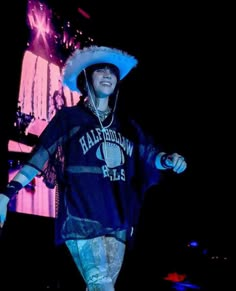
[100,81,112,86]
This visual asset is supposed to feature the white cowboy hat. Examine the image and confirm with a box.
[62,45,138,93]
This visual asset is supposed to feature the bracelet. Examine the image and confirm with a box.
[160,154,172,169]
[4,181,23,199]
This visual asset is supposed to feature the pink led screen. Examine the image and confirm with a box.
[8,50,80,217]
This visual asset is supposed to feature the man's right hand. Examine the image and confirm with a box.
[0,194,10,228]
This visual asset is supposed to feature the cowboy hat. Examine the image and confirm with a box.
[62,45,138,93]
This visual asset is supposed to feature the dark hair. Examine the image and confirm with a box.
[76,63,120,96]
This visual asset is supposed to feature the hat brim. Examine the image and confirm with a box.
[62,46,138,93]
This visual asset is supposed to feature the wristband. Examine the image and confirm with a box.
[160,154,172,169]
[4,181,23,199]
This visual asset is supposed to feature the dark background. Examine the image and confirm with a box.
[0,1,233,289]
